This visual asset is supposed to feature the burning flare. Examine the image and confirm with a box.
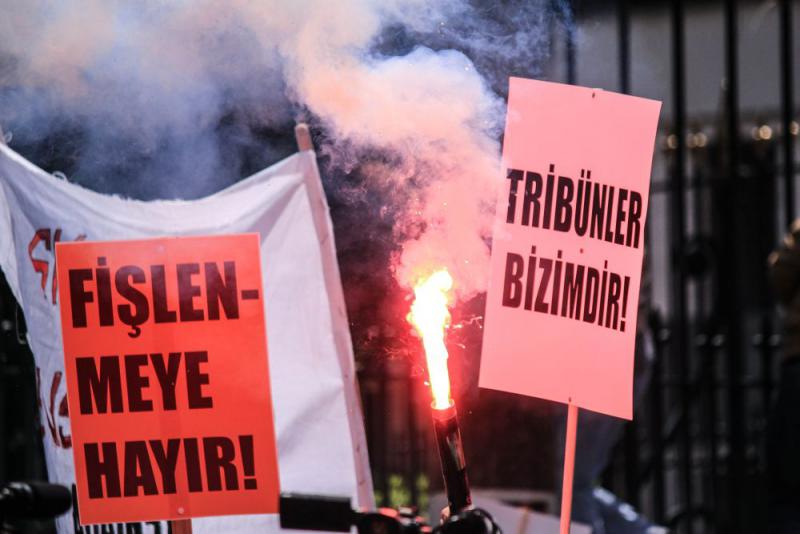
[408,269,454,410]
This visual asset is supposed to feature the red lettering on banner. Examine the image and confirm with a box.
[36,367,72,449]
[28,228,87,305]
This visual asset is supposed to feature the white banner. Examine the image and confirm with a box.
[0,144,373,532]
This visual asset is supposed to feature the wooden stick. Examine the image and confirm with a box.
[294,123,313,152]
[559,403,579,534]
[170,519,193,534]
[516,506,532,534]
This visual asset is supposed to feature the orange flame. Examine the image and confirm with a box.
[408,269,454,410]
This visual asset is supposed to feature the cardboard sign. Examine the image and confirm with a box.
[55,234,280,525]
[479,79,661,419]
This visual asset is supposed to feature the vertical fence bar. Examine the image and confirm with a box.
[670,1,693,532]
[565,1,577,85]
[780,0,795,228]
[692,160,717,531]
[376,366,388,506]
[691,138,717,530]
[650,322,667,523]
[700,335,720,528]
[616,0,641,509]
[566,34,576,86]
[407,371,419,508]
[723,1,745,532]
[617,0,630,95]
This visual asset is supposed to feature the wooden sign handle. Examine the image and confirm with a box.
[170,519,193,534]
[294,123,314,152]
[559,403,579,534]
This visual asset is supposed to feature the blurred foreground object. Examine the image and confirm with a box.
[429,492,590,534]
[280,493,498,534]
[0,481,71,525]
[766,221,800,533]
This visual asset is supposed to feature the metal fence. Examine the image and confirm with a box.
[592,1,797,533]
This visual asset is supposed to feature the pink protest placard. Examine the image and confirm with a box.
[479,78,661,419]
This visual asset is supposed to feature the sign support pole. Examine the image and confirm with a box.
[295,123,313,152]
[170,519,193,534]
[559,403,579,534]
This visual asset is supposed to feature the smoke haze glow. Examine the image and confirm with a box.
[0,0,564,296]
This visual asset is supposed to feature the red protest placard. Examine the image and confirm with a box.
[479,79,661,419]
[55,234,280,525]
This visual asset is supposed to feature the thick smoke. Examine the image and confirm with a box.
[0,0,564,297]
